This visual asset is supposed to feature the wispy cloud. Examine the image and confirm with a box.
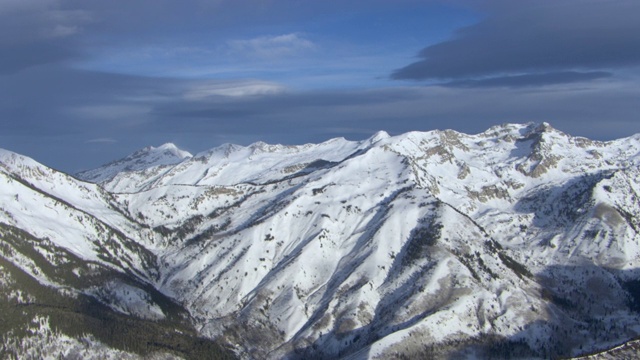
[183,80,286,99]
[227,33,316,59]
[67,104,151,125]
[85,137,117,144]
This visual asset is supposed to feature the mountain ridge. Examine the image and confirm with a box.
[3,122,640,359]
[76,142,193,184]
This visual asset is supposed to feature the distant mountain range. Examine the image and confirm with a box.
[2,123,640,359]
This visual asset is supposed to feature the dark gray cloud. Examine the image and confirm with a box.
[0,65,175,135]
[151,80,640,144]
[444,71,612,88]
[2,63,640,173]
[0,0,90,73]
[0,41,79,74]
[392,1,640,85]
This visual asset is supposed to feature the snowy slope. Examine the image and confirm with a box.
[4,123,640,359]
[0,149,232,359]
[0,150,151,264]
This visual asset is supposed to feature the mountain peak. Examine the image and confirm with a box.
[76,143,192,183]
[530,121,555,135]
[365,130,391,145]
[156,142,179,151]
[150,143,192,159]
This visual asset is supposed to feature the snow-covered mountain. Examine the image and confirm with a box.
[3,123,640,359]
[76,143,193,184]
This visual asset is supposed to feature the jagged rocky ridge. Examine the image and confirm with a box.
[2,122,640,359]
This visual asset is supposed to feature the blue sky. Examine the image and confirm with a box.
[76,2,476,88]
[1,0,640,172]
